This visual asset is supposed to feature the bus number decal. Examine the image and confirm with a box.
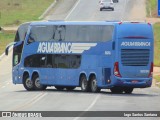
[105,51,111,55]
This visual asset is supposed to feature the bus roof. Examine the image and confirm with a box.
[29,21,117,26]
[29,21,151,26]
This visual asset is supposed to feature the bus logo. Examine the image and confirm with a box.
[37,42,97,54]
[121,42,151,47]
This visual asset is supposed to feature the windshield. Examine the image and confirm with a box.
[14,23,30,42]
[28,25,114,42]
[102,0,111,2]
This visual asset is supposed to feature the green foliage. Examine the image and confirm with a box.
[0,0,54,26]
[154,75,160,82]
[0,0,54,54]
[154,75,160,87]
[0,32,15,54]
[146,0,157,17]
[153,23,160,66]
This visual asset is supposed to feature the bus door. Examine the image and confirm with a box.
[115,23,153,79]
[12,41,24,83]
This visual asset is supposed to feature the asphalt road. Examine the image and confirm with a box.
[0,0,159,120]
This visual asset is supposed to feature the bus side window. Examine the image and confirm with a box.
[13,55,19,66]
[40,55,46,67]
[46,54,52,68]
[14,31,20,42]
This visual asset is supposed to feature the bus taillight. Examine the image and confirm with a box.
[148,62,153,77]
[114,62,121,77]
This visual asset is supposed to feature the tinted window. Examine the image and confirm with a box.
[118,24,153,39]
[28,25,114,43]
[24,54,81,69]
[13,42,24,67]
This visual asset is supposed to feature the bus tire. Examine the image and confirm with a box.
[23,74,34,91]
[33,75,47,90]
[55,86,64,91]
[123,88,133,94]
[66,87,76,91]
[110,87,123,94]
[80,75,88,92]
[90,76,100,93]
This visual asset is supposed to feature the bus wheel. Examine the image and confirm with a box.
[23,75,34,91]
[90,76,100,93]
[55,86,64,91]
[110,87,123,94]
[80,75,88,92]
[123,88,133,94]
[66,87,76,91]
[33,75,47,90]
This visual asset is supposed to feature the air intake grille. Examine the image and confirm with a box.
[121,49,150,66]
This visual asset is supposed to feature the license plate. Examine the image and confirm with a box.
[131,80,138,83]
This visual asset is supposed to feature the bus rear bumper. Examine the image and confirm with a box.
[113,78,152,88]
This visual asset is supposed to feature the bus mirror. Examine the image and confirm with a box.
[5,42,17,56]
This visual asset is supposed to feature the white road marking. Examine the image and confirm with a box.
[65,0,81,20]
[29,93,48,105]
[73,94,100,120]
[84,94,100,111]
[11,92,48,111]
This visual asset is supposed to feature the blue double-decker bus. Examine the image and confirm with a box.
[6,21,154,94]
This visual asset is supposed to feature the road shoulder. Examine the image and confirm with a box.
[45,0,78,20]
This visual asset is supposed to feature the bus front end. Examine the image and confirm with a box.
[113,22,154,89]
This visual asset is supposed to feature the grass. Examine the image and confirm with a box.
[0,32,15,54]
[146,0,158,17]
[154,75,160,87]
[0,0,54,26]
[153,23,160,67]
[154,75,160,82]
[0,0,54,54]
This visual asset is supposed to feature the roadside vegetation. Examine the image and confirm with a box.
[0,32,14,54]
[146,0,157,17]
[0,0,54,26]
[146,0,160,86]
[154,75,160,87]
[0,0,54,54]
[153,23,160,67]
[153,23,160,87]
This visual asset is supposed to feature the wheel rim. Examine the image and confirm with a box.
[26,78,33,88]
[82,78,87,90]
[91,79,97,92]
[35,77,41,88]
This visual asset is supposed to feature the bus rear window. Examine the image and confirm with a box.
[117,24,153,39]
